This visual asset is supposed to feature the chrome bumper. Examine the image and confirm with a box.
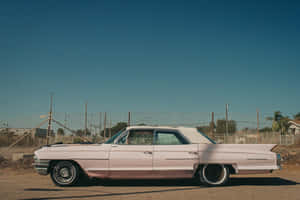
[33,157,50,175]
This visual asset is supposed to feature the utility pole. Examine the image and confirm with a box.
[103,112,107,141]
[5,121,9,145]
[64,113,67,133]
[211,112,215,134]
[128,112,131,127]
[90,113,93,135]
[47,93,53,145]
[99,112,102,137]
[84,102,87,137]
[225,104,229,137]
[5,121,9,135]
[109,114,112,139]
[257,109,260,141]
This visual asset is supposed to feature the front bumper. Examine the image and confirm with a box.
[33,156,50,175]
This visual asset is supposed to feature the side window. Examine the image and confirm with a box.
[155,131,184,145]
[127,130,154,145]
[118,130,154,145]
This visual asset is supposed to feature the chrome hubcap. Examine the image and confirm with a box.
[60,167,70,178]
[52,162,77,185]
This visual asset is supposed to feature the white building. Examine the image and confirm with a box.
[288,120,300,135]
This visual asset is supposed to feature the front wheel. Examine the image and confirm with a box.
[50,161,80,186]
[199,164,229,186]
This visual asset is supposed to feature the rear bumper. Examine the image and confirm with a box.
[33,157,50,175]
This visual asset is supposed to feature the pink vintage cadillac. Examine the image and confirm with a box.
[33,126,281,186]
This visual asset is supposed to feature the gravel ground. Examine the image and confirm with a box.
[0,166,300,200]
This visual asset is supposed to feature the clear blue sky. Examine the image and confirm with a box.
[1,0,299,128]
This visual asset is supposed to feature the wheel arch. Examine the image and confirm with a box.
[193,163,238,177]
[48,160,85,175]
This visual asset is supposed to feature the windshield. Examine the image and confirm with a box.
[104,128,125,144]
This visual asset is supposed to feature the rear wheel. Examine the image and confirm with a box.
[199,164,229,186]
[50,161,80,186]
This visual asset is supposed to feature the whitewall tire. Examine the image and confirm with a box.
[50,161,80,186]
[199,164,229,186]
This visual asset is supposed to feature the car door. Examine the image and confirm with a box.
[109,129,154,179]
[153,129,199,178]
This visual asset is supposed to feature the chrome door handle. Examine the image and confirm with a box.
[144,151,152,154]
[188,152,198,155]
[112,145,118,147]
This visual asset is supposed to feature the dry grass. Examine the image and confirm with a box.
[0,134,46,147]
[0,147,37,159]
[273,144,300,165]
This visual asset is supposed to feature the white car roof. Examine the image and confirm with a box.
[126,126,212,144]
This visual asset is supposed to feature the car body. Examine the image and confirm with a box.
[33,126,281,186]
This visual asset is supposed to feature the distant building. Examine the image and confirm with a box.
[32,128,55,137]
[288,120,300,135]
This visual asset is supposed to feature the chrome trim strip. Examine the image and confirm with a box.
[87,167,194,171]
[74,158,109,160]
[165,158,198,160]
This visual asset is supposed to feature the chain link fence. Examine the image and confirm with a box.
[0,111,298,146]
[212,133,296,145]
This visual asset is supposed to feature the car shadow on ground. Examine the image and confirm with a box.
[21,178,299,200]
[229,177,299,186]
[20,187,200,200]
[75,177,299,187]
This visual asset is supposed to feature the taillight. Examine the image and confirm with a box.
[276,153,282,167]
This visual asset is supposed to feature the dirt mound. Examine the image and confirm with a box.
[273,144,300,165]
[0,155,9,168]
[0,154,34,169]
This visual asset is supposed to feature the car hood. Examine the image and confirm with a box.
[34,143,110,159]
[38,143,108,151]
